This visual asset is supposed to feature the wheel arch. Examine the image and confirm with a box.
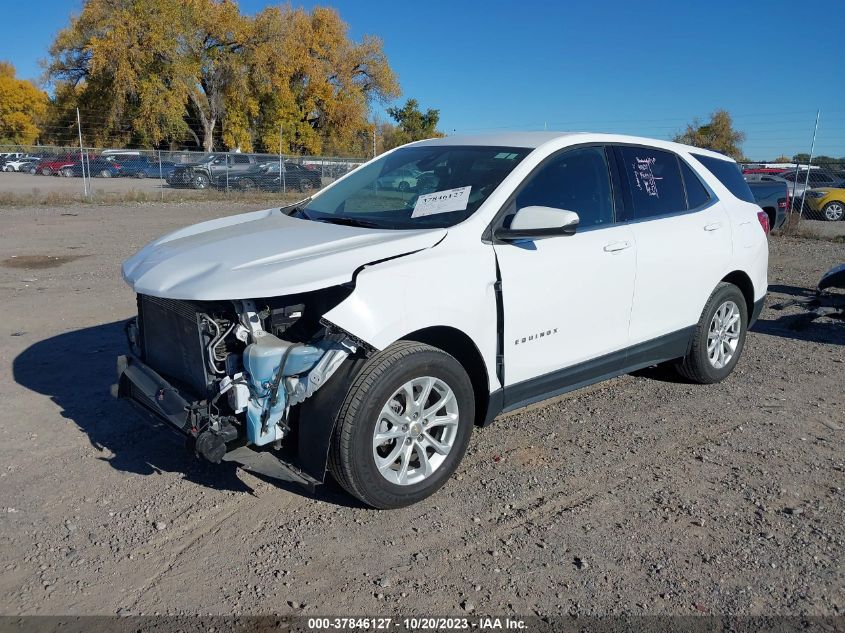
[401,326,491,427]
[721,270,755,317]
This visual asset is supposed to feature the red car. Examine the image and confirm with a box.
[39,153,92,176]
[742,167,790,175]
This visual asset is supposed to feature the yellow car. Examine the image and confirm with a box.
[805,180,845,221]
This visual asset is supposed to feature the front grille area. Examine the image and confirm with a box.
[137,294,210,397]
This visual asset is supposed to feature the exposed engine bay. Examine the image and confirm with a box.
[118,286,365,476]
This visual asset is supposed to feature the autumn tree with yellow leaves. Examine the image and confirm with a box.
[45,0,400,154]
[0,62,47,144]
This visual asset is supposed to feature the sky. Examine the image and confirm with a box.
[2,0,844,160]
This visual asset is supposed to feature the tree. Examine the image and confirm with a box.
[383,99,442,150]
[0,62,47,144]
[45,1,400,153]
[248,6,399,155]
[792,153,810,164]
[673,109,745,160]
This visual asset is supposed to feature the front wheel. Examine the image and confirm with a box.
[298,179,315,193]
[822,201,844,222]
[675,282,748,384]
[191,173,209,189]
[329,341,475,509]
[99,169,112,178]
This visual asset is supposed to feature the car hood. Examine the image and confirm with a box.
[122,208,447,300]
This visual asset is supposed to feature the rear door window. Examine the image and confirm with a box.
[616,146,688,220]
[692,153,755,203]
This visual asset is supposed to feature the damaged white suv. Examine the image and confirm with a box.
[117,132,768,508]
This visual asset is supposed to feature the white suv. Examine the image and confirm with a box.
[117,132,768,508]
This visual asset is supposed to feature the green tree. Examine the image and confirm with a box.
[673,109,745,160]
[0,62,47,144]
[383,99,442,149]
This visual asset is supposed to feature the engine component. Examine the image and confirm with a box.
[269,303,304,337]
[242,332,324,446]
[286,336,358,406]
[219,373,249,413]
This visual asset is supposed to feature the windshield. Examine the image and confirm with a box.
[300,145,530,229]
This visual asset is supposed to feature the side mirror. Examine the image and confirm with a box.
[493,206,580,241]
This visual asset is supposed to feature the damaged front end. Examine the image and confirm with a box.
[114,287,365,487]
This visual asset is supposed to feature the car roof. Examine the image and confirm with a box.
[409,131,733,161]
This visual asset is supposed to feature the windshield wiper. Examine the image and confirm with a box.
[314,216,384,229]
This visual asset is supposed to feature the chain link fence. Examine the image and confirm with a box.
[0,144,366,204]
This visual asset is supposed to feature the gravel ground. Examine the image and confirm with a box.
[0,202,843,618]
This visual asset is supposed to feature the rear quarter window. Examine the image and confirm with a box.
[692,154,755,203]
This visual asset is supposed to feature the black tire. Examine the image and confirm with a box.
[135,171,147,179]
[61,167,73,178]
[822,201,844,222]
[298,179,315,193]
[41,167,52,176]
[99,169,111,178]
[239,178,255,191]
[191,173,209,189]
[329,341,475,509]
[675,282,748,384]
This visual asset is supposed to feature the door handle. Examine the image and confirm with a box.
[603,241,632,252]
[704,222,722,231]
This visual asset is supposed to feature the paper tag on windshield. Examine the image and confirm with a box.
[412,186,471,218]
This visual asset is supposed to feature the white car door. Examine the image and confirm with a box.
[492,146,636,402]
[613,145,732,346]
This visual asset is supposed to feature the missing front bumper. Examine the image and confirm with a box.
[113,354,319,491]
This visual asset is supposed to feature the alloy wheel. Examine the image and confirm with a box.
[823,202,844,221]
[707,300,741,369]
[372,376,459,486]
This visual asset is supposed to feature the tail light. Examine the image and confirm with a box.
[757,211,770,235]
[778,199,787,209]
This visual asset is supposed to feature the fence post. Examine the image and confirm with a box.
[75,108,88,198]
[795,109,820,226]
[158,150,163,202]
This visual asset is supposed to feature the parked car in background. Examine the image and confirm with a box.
[117,156,177,179]
[742,167,789,175]
[117,132,768,508]
[804,180,845,221]
[167,154,260,189]
[2,156,41,172]
[748,181,789,229]
[777,169,840,205]
[376,167,422,191]
[213,161,322,192]
[39,154,82,176]
[67,158,123,178]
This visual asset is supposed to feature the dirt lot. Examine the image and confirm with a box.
[0,201,843,618]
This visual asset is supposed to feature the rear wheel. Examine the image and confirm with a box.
[135,171,147,179]
[329,341,474,509]
[239,178,255,191]
[822,201,844,222]
[675,283,748,384]
[41,167,52,176]
[99,169,111,178]
[299,179,315,193]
